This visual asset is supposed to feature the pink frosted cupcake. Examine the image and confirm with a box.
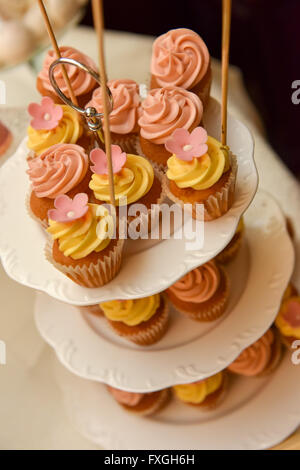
[138,86,203,168]
[86,79,140,153]
[107,386,170,416]
[166,261,230,322]
[150,28,212,108]
[27,143,91,226]
[37,46,98,107]
[227,328,282,377]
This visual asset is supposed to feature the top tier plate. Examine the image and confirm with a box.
[0,99,258,305]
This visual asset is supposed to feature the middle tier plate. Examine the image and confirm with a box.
[0,98,257,305]
[35,191,294,392]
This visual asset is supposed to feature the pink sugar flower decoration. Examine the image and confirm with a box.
[283,300,300,328]
[90,145,127,175]
[165,127,208,161]
[28,96,63,131]
[48,193,88,223]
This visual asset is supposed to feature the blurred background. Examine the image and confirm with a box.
[0,0,299,174]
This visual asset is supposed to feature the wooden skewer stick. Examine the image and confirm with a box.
[221,0,232,146]
[91,0,115,207]
[37,0,79,107]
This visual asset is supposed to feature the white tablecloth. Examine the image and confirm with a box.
[0,26,299,450]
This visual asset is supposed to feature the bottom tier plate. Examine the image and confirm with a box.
[53,352,300,450]
[35,191,294,392]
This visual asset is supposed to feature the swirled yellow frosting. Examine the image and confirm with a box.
[27,105,83,155]
[173,372,223,404]
[47,204,112,259]
[100,294,160,326]
[166,136,230,190]
[89,154,154,206]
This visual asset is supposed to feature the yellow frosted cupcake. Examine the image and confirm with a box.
[89,145,165,232]
[217,217,244,264]
[100,294,169,346]
[173,371,227,409]
[46,195,124,288]
[163,126,237,221]
[27,97,92,157]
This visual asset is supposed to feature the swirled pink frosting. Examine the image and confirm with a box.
[86,79,140,134]
[138,86,202,144]
[151,28,210,89]
[107,386,144,407]
[167,261,220,303]
[27,143,88,199]
[38,46,97,98]
[228,329,274,376]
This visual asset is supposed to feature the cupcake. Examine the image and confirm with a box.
[27,97,92,157]
[89,145,165,234]
[27,143,91,226]
[138,86,203,168]
[86,79,140,154]
[0,120,12,156]
[173,371,227,409]
[166,261,230,322]
[227,328,282,377]
[100,294,169,346]
[163,126,237,221]
[150,28,212,107]
[46,194,124,288]
[78,304,103,317]
[275,296,300,349]
[107,386,170,416]
[217,217,244,264]
[37,46,98,108]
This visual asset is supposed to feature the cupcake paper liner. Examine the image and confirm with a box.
[257,329,282,377]
[134,136,167,173]
[126,168,166,237]
[120,389,171,416]
[168,266,230,322]
[25,190,48,228]
[111,133,138,154]
[106,296,169,346]
[280,334,299,351]
[216,229,243,264]
[45,237,125,288]
[163,153,238,222]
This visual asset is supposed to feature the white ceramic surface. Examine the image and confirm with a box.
[0,99,258,305]
[35,191,295,392]
[55,352,300,450]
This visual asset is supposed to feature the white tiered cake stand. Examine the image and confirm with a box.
[0,100,298,449]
